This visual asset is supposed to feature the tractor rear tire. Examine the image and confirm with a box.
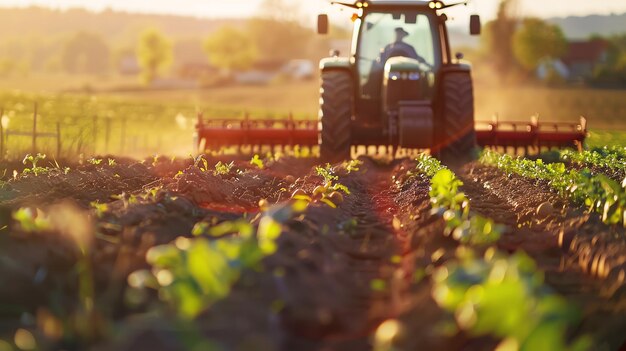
[438,71,477,165]
[319,70,353,163]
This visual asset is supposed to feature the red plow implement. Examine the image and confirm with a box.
[195,114,587,156]
[476,116,587,154]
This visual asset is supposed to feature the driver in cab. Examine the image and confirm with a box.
[379,27,419,63]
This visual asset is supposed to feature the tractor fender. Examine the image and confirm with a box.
[319,57,351,71]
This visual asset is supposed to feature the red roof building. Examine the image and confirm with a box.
[561,39,609,79]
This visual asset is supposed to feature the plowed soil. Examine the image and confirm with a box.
[1,156,625,351]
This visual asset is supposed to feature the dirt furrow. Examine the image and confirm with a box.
[459,162,626,350]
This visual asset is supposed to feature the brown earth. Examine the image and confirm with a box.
[0,156,625,351]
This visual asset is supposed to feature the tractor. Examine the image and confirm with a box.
[195,0,586,161]
[317,0,482,162]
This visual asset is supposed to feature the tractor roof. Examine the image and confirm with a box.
[330,0,467,9]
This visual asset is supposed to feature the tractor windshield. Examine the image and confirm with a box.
[357,11,438,98]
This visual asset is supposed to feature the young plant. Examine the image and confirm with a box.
[90,202,109,218]
[416,154,502,245]
[250,154,265,170]
[433,248,590,351]
[343,159,363,173]
[87,158,103,165]
[194,155,210,172]
[314,163,351,208]
[12,207,51,233]
[22,153,48,176]
[315,163,350,194]
[128,200,307,319]
[213,161,234,176]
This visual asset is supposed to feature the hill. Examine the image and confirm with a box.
[548,12,626,39]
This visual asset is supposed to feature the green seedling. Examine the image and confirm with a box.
[12,207,51,233]
[22,153,48,176]
[214,161,234,176]
[250,154,265,169]
[87,158,103,165]
[194,155,210,172]
[343,159,363,173]
[416,154,502,245]
[90,202,109,218]
[129,200,306,319]
[433,248,591,351]
[315,163,350,195]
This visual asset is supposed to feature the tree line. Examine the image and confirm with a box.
[0,0,337,84]
[479,0,626,86]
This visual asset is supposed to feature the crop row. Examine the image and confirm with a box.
[559,147,626,172]
[481,150,626,227]
[412,155,589,351]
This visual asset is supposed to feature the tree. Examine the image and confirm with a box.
[513,18,567,72]
[247,19,313,62]
[481,0,519,81]
[204,26,257,74]
[247,0,315,62]
[137,28,172,84]
[61,31,110,74]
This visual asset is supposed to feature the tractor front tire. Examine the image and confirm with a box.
[438,71,477,165]
[319,70,353,163]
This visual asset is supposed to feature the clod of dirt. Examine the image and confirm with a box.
[285,175,296,183]
[536,202,554,217]
[328,191,344,205]
[313,185,325,196]
[291,189,307,198]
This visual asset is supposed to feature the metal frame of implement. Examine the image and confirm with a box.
[196,115,587,154]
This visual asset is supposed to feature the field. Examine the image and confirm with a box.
[0,147,625,350]
[0,77,625,350]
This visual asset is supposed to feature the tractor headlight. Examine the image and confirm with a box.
[389,72,420,81]
[429,1,444,9]
[408,72,421,80]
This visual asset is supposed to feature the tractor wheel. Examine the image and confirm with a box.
[438,71,477,165]
[319,70,353,163]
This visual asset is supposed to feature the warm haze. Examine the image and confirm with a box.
[1,0,626,21]
[0,0,625,350]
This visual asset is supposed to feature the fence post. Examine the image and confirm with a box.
[0,108,4,158]
[120,118,126,153]
[56,122,61,158]
[104,117,111,153]
[32,103,38,153]
[92,115,98,155]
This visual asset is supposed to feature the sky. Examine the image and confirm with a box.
[0,0,626,23]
